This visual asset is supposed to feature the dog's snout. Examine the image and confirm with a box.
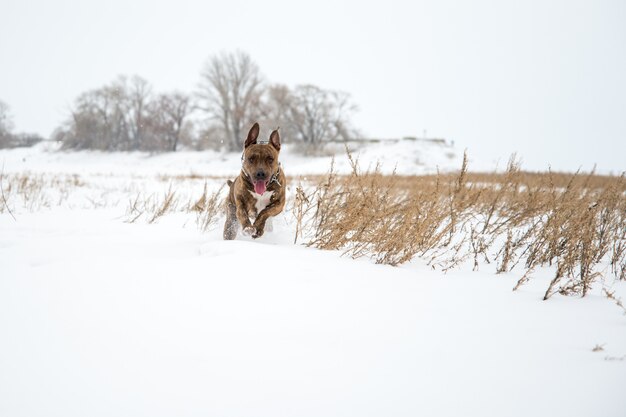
[255,170,266,180]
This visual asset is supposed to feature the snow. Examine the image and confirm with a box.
[1,138,465,177]
[1,143,625,417]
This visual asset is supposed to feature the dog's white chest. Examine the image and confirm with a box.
[249,190,274,213]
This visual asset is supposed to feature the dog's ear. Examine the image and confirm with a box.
[269,128,280,151]
[244,123,260,148]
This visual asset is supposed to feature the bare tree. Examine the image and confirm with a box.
[259,84,298,143]
[285,84,357,148]
[146,92,193,152]
[126,75,152,150]
[0,100,12,132]
[0,100,13,148]
[57,81,129,150]
[194,123,225,150]
[0,101,43,148]
[197,51,265,150]
[57,76,156,151]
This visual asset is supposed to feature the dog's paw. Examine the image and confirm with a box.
[251,228,264,239]
[242,226,256,236]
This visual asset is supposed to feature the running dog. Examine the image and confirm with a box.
[223,123,286,240]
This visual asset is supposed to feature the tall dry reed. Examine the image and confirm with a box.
[293,150,626,299]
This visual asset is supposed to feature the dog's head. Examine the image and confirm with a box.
[242,122,281,195]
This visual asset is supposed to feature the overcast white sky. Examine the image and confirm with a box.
[1,0,625,172]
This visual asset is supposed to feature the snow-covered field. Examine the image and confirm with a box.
[1,138,464,177]
[1,142,625,417]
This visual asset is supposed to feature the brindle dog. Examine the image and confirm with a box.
[223,123,286,240]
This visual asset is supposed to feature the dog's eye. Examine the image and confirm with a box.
[267,157,274,163]
[248,157,254,163]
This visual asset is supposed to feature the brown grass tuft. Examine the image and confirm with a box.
[603,288,626,315]
[193,182,225,232]
[293,150,626,299]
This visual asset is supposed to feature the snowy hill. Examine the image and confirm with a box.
[0,138,463,177]
[1,140,625,417]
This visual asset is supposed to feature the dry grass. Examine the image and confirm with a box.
[0,169,226,233]
[125,186,180,224]
[0,171,83,214]
[0,163,16,221]
[191,182,225,232]
[3,154,624,301]
[125,181,225,231]
[293,150,626,299]
[603,288,626,315]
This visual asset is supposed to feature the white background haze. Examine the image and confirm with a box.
[1,0,625,172]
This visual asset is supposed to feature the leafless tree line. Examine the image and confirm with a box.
[54,51,357,152]
[54,76,192,151]
[0,100,43,149]
[197,51,357,151]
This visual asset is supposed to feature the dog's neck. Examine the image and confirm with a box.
[269,165,282,186]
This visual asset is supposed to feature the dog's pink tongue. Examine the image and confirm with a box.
[254,181,267,195]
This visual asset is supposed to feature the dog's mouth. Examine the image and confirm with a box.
[253,179,269,195]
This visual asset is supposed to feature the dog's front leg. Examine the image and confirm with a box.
[235,196,256,236]
[252,199,285,238]
[223,201,239,240]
